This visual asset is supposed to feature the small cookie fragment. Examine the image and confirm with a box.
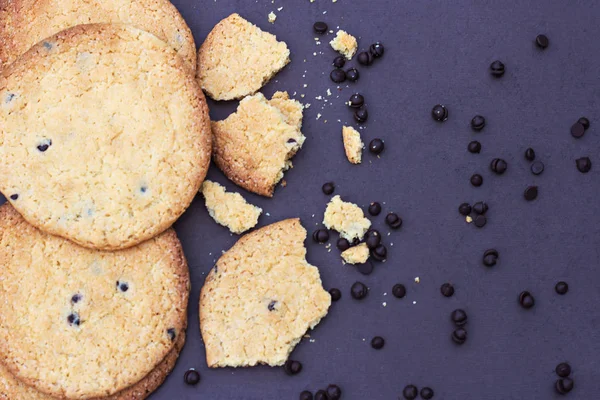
[323,195,371,241]
[212,92,305,197]
[197,13,290,100]
[341,243,369,264]
[268,11,277,23]
[201,180,262,234]
[199,219,331,367]
[330,30,358,60]
[342,126,364,164]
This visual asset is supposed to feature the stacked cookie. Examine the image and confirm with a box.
[0,1,210,398]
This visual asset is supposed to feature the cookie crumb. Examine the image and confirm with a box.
[201,180,262,234]
[342,126,364,164]
[268,12,276,23]
[330,30,358,60]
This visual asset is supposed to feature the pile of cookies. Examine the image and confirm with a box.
[0,4,331,399]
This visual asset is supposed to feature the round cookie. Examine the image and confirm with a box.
[0,331,186,400]
[0,204,190,399]
[0,24,211,250]
[0,0,196,71]
[200,218,331,368]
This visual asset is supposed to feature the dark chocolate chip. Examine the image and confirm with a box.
[354,108,368,123]
[555,281,569,295]
[350,281,368,299]
[385,212,402,229]
[71,293,82,304]
[458,203,472,216]
[300,390,313,400]
[369,42,384,58]
[535,34,549,49]
[326,384,342,400]
[468,141,481,154]
[167,328,176,341]
[490,60,505,77]
[530,161,544,175]
[490,158,508,175]
[471,115,486,131]
[330,69,346,83]
[431,104,448,122]
[117,281,129,292]
[524,186,538,201]
[577,117,590,130]
[184,369,201,385]
[9,194,19,201]
[402,384,418,400]
[483,249,499,267]
[570,122,585,138]
[364,230,381,249]
[284,360,302,375]
[470,174,483,187]
[140,186,147,193]
[369,138,385,155]
[346,68,359,82]
[43,41,53,50]
[67,312,80,326]
[333,56,345,68]
[392,283,406,299]
[472,201,488,215]
[368,202,382,216]
[287,138,297,144]
[5,93,15,103]
[371,336,385,349]
[420,387,435,399]
[357,261,374,275]
[576,157,592,173]
[313,21,328,34]
[314,390,327,400]
[322,182,335,195]
[555,378,574,395]
[37,139,52,152]
[268,300,277,311]
[440,283,455,297]
[357,51,373,66]
[525,148,536,161]
[312,229,329,244]
[474,214,487,228]
[371,244,387,262]
[451,309,468,326]
[556,362,572,378]
[336,238,350,251]
[518,291,535,309]
[329,288,342,301]
[349,93,364,108]
[452,328,467,344]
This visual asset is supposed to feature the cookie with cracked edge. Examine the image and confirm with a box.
[199,218,331,367]
[197,13,290,100]
[0,204,190,399]
[0,331,186,400]
[0,24,211,250]
[0,0,196,71]
[212,92,305,197]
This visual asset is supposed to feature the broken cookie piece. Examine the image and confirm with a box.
[212,92,305,197]
[341,243,369,264]
[330,30,357,60]
[201,180,262,234]
[342,126,364,164]
[197,13,290,100]
[323,195,371,241]
[199,218,331,367]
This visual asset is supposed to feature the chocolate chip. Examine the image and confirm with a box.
[555,281,569,295]
[314,390,327,400]
[471,115,486,131]
[336,238,350,251]
[570,122,585,138]
[524,185,538,201]
[535,34,549,49]
[525,148,536,161]
[357,51,373,66]
[333,56,345,68]
[474,214,487,228]
[313,21,328,34]
[346,68,359,82]
[431,104,448,122]
[470,174,483,187]
[451,309,468,326]
[530,160,544,175]
[490,158,508,175]
[284,360,302,375]
[392,283,406,298]
[37,139,52,152]
[312,229,329,244]
[576,157,592,173]
[67,312,80,326]
[472,201,488,215]
[458,203,472,216]
[385,212,402,229]
[330,69,346,83]
[287,138,297,144]
[402,384,418,399]
[43,41,53,50]
[555,378,574,395]
[354,108,368,123]
[326,384,342,400]
[349,93,364,108]
[577,117,590,130]
[268,300,277,311]
[440,283,455,297]
[351,281,368,299]
[371,336,385,349]
[140,186,147,193]
[365,229,381,249]
[368,202,382,216]
[329,288,342,301]
[116,281,129,292]
[490,60,505,77]
[300,390,313,400]
[556,362,572,378]
[5,93,15,103]
[357,261,374,275]
[371,244,387,261]
[468,140,482,154]
[184,369,200,385]
[167,328,176,341]
[483,249,499,267]
[322,182,335,195]
[420,387,435,399]
[369,42,385,58]
[518,291,535,309]
[369,138,385,155]
[9,194,18,201]
[452,328,467,344]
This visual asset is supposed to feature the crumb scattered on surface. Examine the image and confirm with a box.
[323,195,371,240]
[201,181,262,234]
[330,30,357,60]
[342,126,363,164]
[341,243,369,264]
[268,12,277,23]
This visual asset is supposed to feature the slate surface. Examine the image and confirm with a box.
[2,0,600,398]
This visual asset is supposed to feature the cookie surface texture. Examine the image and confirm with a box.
[0,24,211,250]
[199,218,331,368]
[0,204,190,399]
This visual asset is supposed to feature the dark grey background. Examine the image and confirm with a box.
[3,0,600,398]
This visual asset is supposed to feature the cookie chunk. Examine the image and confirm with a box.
[330,30,358,60]
[212,92,305,197]
[201,180,262,234]
[342,126,364,164]
[0,204,189,399]
[200,218,331,367]
[0,331,186,400]
[0,0,196,71]
[197,13,290,100]
[323,195,371,241]
[0,24,211,250]
[341,243,369,264]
